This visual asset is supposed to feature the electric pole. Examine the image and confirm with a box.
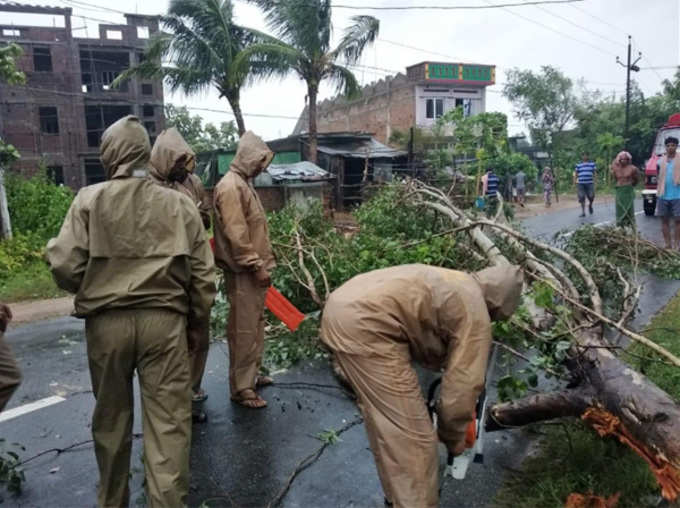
[616,35,641,148]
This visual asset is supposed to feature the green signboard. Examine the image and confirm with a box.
[218,151,301,176]
[425,63,494,83]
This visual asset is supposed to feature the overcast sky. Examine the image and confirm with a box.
[8,0,680,140]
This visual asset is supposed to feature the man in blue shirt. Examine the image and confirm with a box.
[656,136,680,249]
[574,152,597,217]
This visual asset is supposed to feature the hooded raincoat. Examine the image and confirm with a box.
[150,127,213,395]
[150,127,211,230]
[46,115,216,508]
[321,264,523,508]
[0,303,20,412]
[213,131,276,398]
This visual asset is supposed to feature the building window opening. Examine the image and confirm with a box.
[426,98,444,119]
[85,105,131,147]
[84,159,106,185]
[143,104,154,117]
[47,165,64,185]
[80,50,129,93]
[33,47,52,72]
[106,30,123,40]
[456,98,472,117]
[141,83,153,95]
[137,26,149,39]
[39,107,59,134]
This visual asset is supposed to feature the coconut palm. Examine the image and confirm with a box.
[237,0,379,162]
[114,0,280,135]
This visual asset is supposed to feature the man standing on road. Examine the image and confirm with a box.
[150,127,213,423]
[514,169,527,206]
[0,303,20,412]
[47,115,216,507]
[321,264,524,508]
[213,131,276,409]
[574,152,597,217]
[656,136,680,249]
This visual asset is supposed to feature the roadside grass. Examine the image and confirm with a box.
[494,291,680,507]
[0,260,65,302]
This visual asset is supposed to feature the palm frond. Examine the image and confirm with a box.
[246,0,332,57]
[234,42,304,84]
[324,63,361,99]
[333,15,379,65]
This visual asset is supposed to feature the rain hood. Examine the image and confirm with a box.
[150,127,196,181]
[100,115,151,180]
[471,264,524,320]
[230,131,274,179]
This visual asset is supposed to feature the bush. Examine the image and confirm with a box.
[0,170,73,285]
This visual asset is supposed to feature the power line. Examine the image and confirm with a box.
[529,2,624,50]
[480,0,617,58]
[7,84,301,120]
[333,0,584,10]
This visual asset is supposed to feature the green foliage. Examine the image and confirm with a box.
[0,440,26,499]
[6,170,74,240]
[0,171,73,297]
[316,428,341,445]
[494,421,658,508]
[0,43,26,85]
[0,141,20,167]
[503,65,576,154]
[164,104,237,153]
[263,315,326,371]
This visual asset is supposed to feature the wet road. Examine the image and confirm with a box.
[2,196,677,507]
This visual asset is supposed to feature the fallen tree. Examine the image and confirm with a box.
[269,182,680,501]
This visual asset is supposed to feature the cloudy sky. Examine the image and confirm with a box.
[9,0,680,139]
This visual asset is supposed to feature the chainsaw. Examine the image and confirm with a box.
[427,346,496,480]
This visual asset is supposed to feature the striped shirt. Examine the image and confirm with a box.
[486,172,500,197]
[574,161,596,184]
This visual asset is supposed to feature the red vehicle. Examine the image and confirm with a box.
[643,113,680,215]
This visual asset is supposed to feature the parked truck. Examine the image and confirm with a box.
[642,113,680,215]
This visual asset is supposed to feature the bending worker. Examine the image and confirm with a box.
[150,127,213,423]
[213,131,276,408]
[321,263,524,508]
[47,116,216,507]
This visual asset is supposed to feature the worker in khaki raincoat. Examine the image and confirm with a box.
[150,127,212,423]
[0,303,20,412]
[46,115,216,508]
[213,131,275,409]
[321,263,524,508]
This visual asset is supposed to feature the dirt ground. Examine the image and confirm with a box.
[8,296,74,327]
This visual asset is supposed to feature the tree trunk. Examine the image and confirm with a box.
[308,84,319,164]
[0,168,12,240]
[225,91,246,137]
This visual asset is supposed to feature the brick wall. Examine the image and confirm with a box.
[304,74,416,144]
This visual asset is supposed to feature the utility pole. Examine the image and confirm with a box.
[616,35,641,148]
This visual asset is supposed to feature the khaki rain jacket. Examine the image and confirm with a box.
[46,115,216,326]
[321,263,523,448]
[213,131,275,273]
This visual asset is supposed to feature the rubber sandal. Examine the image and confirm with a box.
[256,375,274,387]
[231,389,267,409]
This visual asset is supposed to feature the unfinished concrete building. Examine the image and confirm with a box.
[0,3,164,188]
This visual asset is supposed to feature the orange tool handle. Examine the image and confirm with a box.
[464,412,477,448]
[265,286,305,332]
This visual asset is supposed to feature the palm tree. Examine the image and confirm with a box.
[114,0,279,135]
[237,0,379,162]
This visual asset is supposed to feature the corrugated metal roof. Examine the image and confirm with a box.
[266,161,332,182]
[316,138,407,159]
